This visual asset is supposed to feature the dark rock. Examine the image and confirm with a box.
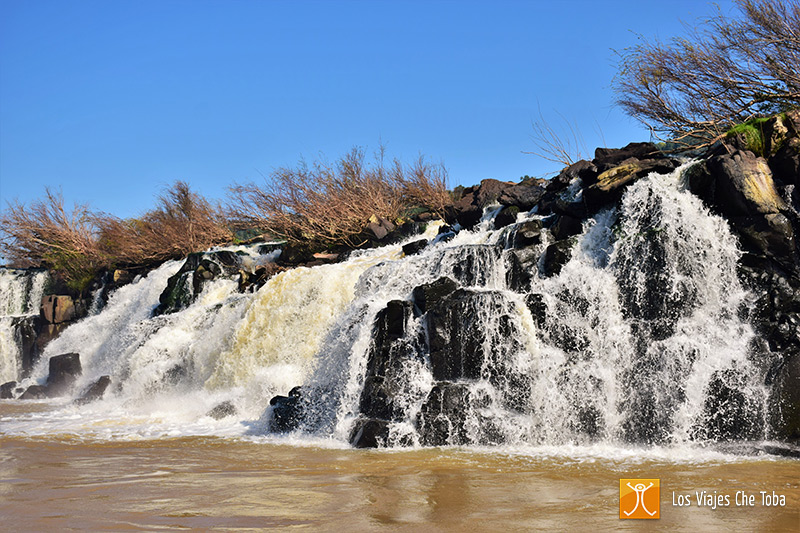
[45,353,81,396]
[498,183,545,211]
[593,142,663,171]
[425,289,519,382]
[584,158,679,210]
[453,193,483,229]
[506,246,539,293]
[494,206,519,229]
[418,382,471,446]
[207,400,237,419]
[75,375,111,405]
[0,381,17,399]
[278,242,317,266]
[541,239,576,277]
[769,137,800,188]
[770,353,800,442]
[554,197,589,219]
[269,386,303,432]
[693,369,764,441]
[706,150,786,217]
[19,384,49,400]
[550,215,583,241]
[525,293,548,327]
[474,179,514,207]
[730,214,796,264]
[513,219,543,248]
[402,239,429,256]
[548,160,597,192]
[155,251,246,314]
[112,269,134,285]
[11,315,39,378]
[411,277,458,315]
[349,418,390,448]
[359,300,419,420]
[154,270,196,316]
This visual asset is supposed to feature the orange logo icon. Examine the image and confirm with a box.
[619,478,660,519]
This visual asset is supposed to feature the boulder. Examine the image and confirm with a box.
[156,251,246,314]
[425,289,519,381]
[550,214,583,241]
[693,369,764,441]
[359,300,419,420]
[402,239,429,256]
[593,142,663,171]
[548,160,597,192]
[45,352,82,396]
[269,386,303,432]
[19,384,49,400]
[584,158,679,210]
[474,179,515,207]
[498,183,545,211]
[452,192,483,229]
[40,295,76,324]
[494,206,519,229]
[75,375,111,405]
[506,246,539,293]
[349,418,390,448]
[513,219,543,248]
[769,137,800,189]
[541,239,576,277]
[706,150,786,216]
[207,400,237,419]
[0,381,17,399]
[411,277,458,315]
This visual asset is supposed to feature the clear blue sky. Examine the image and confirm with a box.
[1,0,735,220]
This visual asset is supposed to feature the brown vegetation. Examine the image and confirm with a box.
[614,0,800,147]
[228,147,451,247]
[1,182,231,291]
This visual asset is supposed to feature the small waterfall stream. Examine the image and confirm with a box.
[0,268,48,382]
[2,165,771,451]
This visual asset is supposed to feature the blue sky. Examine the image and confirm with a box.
[1,0,735,220]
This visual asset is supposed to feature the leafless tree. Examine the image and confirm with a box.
[614,0,800,147]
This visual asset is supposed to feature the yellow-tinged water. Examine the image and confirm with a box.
[1,404,797,532]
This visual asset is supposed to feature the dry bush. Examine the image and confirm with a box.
[394,156,452,218]
[137,181,232,260]
[0,188,106,289]
[614,0,800,147]
[229,147,451,247]
[99,181,232,264]
[1,182,233,290]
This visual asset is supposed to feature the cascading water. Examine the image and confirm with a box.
[0,268,48,382]
[1,164,770,451]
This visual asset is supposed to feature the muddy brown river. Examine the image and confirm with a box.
[2,405,798,532]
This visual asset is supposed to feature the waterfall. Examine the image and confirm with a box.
[0,268,48,382]
[3,165,770,449]
[295,163,765,447]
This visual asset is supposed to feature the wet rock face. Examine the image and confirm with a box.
[418,382,471,446]
[46,352,82,396]
[268,386,304,433]
[706,150,786,216]
[75,375,111,405]
[155,251,245,315]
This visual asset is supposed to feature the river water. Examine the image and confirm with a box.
[1,402,798,531]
